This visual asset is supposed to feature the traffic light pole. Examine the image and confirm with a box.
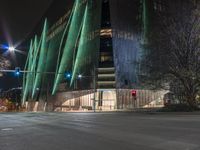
[93,70,96,113]
[0,69,61,74]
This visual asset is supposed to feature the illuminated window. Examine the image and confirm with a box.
[100,29,112,37]
[100,52,113,62]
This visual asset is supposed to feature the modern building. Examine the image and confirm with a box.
[23,0,197,112]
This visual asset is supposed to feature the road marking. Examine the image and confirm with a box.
[1,128,13,131]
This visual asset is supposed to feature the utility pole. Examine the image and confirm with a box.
[93,66,96,112]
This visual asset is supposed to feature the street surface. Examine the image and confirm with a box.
[0,112,200,150]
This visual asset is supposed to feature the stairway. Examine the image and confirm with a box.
[97,67,116,89]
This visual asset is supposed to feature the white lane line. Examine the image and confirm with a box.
[1,128,13,131]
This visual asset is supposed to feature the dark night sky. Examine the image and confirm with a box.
[0,0,53,44]
[0,0,53,90]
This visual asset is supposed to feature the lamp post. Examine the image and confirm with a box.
[75,72,96,112]
[8,46,15,52]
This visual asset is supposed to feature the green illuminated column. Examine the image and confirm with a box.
[22,42,31,98]
[71,3,89,85]
[52,0,87,95]
[22,35,41,104]
[54,6,75,79]
[22,40,33,104]
[139,0,153,77]
[32,19,48,98]
[71,0,102,86]
[30,35,42,96]
[142,0,151,45]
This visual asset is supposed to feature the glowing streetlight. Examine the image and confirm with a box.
[8,46,15,52]
[78,74,82,79]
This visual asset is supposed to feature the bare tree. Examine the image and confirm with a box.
[142,2,200,109]
[0,55,11,76]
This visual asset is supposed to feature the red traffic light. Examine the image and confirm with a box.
[131,90,137,97]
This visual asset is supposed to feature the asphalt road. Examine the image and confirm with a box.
[0,112,200,150]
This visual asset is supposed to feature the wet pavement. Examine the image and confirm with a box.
[0,112,200,150]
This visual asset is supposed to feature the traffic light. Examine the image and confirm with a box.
[15,67,21,76]
[65,72,71,80]
[131,90,137,100]
[131,90,137,96]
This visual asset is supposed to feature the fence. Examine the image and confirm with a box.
[25,89,167,112]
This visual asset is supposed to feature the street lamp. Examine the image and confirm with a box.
[0,45,16,52]
[8,46,15,52]
[78,74,82,79]
[75,73,97,112]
